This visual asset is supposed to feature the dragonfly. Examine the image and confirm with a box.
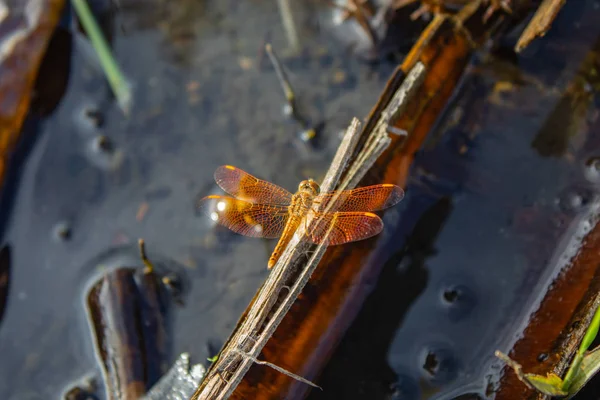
[198,165,404,268]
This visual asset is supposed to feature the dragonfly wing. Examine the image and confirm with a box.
[306,212,384,245]
[214,165,293,205]
[198,195,289,238]
[313,184,404,212]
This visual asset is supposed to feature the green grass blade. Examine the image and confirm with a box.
[567,347,600,399]
[563,304,600,390]
[71,0,131,114]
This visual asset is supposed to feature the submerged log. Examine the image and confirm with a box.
[85,242,172,400]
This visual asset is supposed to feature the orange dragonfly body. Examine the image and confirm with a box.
[198,165,404,268]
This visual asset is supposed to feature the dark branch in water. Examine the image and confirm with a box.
[138,238,154,274]
[265,43,316,141]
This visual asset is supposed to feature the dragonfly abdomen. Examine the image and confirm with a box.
[267,207,304,269]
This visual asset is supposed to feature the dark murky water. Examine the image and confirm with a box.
[1,0,600,399]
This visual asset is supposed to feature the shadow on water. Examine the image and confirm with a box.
[0,118,41,240]
[0,18,71,343]
[0,18,72,239]
[309,196,453,400]
[531,33,600,158]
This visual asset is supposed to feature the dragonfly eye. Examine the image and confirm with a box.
[309,179,320,195]
[298,181,310,192]
[299,180,320,195]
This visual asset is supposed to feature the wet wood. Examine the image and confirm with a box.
[0,0,65,188]
[495,36,600,399]
[85,266,170,400]
[495,210,600,400]
[515,0,566,53]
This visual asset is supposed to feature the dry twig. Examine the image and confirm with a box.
[515,0,566,52]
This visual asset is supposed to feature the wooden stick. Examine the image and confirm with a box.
[515,0,566,53]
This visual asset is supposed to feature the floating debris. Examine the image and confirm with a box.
[142,353,205,400]
[136,202,150,222]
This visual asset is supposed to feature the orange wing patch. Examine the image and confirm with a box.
[306,211,384,245]
[214,165,293,205]
[198,195,289,238]
[313,184,404,212]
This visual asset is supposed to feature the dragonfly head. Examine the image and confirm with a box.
[298,179,320,196]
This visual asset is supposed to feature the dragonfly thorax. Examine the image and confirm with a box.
[290,179,320,217]
[297,179,320,196]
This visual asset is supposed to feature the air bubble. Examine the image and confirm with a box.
[84,107,104,128]
[555,186,593,213]
[418,344,459,385]
[282,103,293,117]
[196,192,222,229]
[92,135,114,153]
[443,288,459,303]
[584,157,600,183]
[73,102,104,135]
[52,221,72,242]
[439,283,477,322]
[580,219,592,234]
[85,135,124,171]
[568,193,583,209]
